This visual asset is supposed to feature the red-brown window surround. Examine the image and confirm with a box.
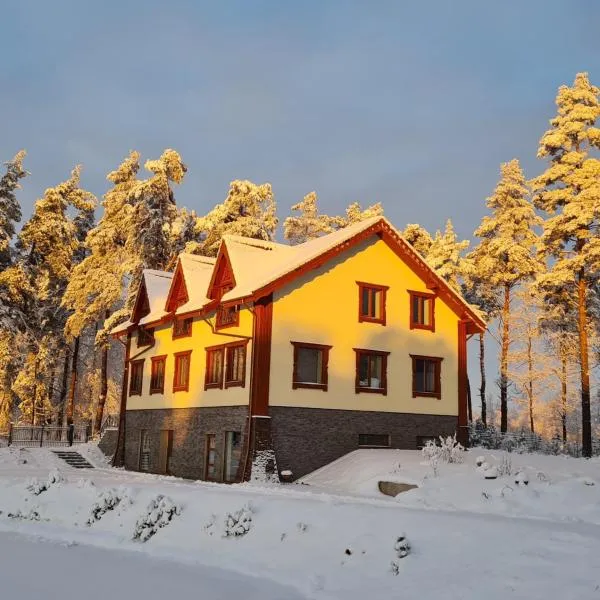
[172,317,193,339]
[216,285,240,330]
[225,341,248,388]
[205,346,225,390]
[408,290,436,332]
[357,282,388,325]
[353,348,390,395]
[150,355,167,395]
[173,350,192,392]
[291,341,332,391]
[129,359,144,396]
[410,354,443,399]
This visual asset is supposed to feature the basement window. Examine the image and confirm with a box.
[358,434,391,448]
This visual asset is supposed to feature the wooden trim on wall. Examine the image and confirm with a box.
[457,320,469,446]
[357,281,388,325]
[149,355,167,395]
[353,348,390,395]
[172,350,192,392]
[410,354,443,399]
[408,290,436,332]
[250,294,273,417]
[290,341,332,391]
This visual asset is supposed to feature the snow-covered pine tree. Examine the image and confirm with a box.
[530,72,600,457]
[339,201,383,225]
[426,219,469,292]
[63,151,141,432]
[10,166,96,424]
[191,180,277,257]
[0,150,27,269]
[283,191,341,245]
[402,224,434,257]
[466,159,542,433]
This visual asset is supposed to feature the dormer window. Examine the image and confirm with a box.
[216,285,239,329]
[137,327,154,347]
[173,317,193,339]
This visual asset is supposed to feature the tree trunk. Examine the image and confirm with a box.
[31,357,38,426]
[479,332,487,425]
[57,346,71,428]
[527,328,534,434]
[500,284,510,433]
[94,344,109,435]
[561,347,567,444]
[113,332,131,468]
[66,336,80,426]
[577,269,592,457]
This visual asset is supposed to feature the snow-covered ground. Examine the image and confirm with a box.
[0,445,599,599]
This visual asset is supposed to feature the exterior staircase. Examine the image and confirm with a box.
[52,450,94,469]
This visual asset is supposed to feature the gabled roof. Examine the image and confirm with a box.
[113,217,486,335]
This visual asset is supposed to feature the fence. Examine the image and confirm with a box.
[100,414,119,433]
[6,423,91,448]
[468,424,600,457]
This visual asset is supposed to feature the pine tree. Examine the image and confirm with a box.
[402,224,434,257]
[191,180,277,256]
[0,150,27,269]
[531,72,600,457]
[9,166,96,424]
[426,219,469,292]
[467,159,541,432]
[339,201,383,225]
[283,192,341,245]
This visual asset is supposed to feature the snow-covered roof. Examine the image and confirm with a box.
[115,217,485,333]
[139,270,173,325]
[174,253,216,315]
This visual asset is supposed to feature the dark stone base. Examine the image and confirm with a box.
[124,406,248,480]
[270,407,458,479]
[98,429,118,457]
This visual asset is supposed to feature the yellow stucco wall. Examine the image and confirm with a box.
[126,308,253,410]
[269,237,459,415]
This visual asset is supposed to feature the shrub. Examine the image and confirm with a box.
[87,488,130,525]
[133,495,181,542]
[224,505,253,538]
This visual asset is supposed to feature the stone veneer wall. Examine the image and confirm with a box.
[270,406,458,479]
[125,406,248,480]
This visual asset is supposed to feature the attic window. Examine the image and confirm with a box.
[357,282,388,325]
[173,317,193,339]
[409,291,435,331]
[216,285,239,329]
[137,327,154,347]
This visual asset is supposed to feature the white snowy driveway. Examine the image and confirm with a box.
[0,531,305,600]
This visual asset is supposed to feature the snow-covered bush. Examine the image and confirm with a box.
[390,533,411,575]
[476,455,486,467]
[223,505,253,538]
[87,488,130,525]
[483,466,498,479]
[514,471,529,486]
[422,434,464,467]
[133,495,181,542]
[498,455,512,477]
[26,470,65,496]
[8,508,42,521]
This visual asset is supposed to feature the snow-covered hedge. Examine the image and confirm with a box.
[133,495,182,542]
[224,505,253,538]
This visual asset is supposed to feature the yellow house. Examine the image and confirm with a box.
[112,217,485,482]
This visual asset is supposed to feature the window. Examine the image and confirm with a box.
[216,285,239,329]
[224,431,242,482]
[173,350,192,392]
[137,327,154,347]
[225,343,247,388]
[205,434,218,481]
[357,282,388,325]
[205,347,225,389]
[158,430,173,475]
[411,355,442,399]
[129,359,144,396]
[409,291,435,331]
[150,355,166,394]
[139,430,150,472]
[291,342,332,391]
[173,317,193,339]
[205,341,249,390]
[358,434,391,447]
[354,349,390,395]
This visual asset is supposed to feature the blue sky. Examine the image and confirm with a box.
[2,0,599,405]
